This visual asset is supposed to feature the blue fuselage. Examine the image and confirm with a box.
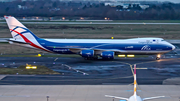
[35,38,174,55]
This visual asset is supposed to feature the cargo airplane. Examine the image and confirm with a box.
[4,16,175,60]
[105,64,166,101]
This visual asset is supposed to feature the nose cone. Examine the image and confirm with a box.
[172,45,175,50]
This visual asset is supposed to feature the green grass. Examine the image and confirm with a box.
[111,20,180,23]
[29,24,180,39]
[1,23,180,39]
[0,65,60,74]
[0,54,81,57]
[1,20,180,23]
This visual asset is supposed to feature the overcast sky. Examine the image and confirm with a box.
[129,0,180,3]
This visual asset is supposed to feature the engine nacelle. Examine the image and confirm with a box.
[80,50,94,58]
[101,51,114,59]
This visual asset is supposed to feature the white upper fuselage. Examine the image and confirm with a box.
[44,37,167,44]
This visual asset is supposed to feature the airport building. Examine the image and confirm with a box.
[105,2,149,9]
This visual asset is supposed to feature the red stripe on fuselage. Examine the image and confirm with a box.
[10,29,52,53]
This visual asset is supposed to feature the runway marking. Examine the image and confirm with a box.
[63,64,89,75]
[54,58,58,61]
[112,58,180,89]
[111,61,134,75]
[111,61,153,91]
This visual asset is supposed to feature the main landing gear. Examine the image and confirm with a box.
[84,55,98,60]
[156,54,161,60]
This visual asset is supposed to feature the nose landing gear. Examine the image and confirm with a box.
[156,54,161,60]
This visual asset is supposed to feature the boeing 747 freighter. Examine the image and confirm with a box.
[4,16,175,60]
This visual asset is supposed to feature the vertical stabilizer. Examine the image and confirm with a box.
[4,16,39,40]
[134,64,137,96]
[4,16,52,53]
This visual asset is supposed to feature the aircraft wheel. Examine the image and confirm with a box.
[84,57,88,60]
[156,57,160,60]
[84,57,93,60]
[93,56,98,60]
[102,57,114,60]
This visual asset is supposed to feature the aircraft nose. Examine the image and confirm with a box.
[172,45,175,50]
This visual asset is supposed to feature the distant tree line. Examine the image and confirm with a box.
[0,0,180,20]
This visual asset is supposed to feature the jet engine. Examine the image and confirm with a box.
[101,51,114,59]
[80,50,94,58]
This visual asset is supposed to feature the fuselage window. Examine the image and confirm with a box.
[146,40,150,43]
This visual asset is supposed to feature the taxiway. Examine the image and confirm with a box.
[0,55,180,85]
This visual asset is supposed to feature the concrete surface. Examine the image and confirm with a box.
[0,56,180,85]
[0,75,6,80]
[163,77,180,85]
[0,85,179,101]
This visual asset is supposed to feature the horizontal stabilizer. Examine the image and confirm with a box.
[105,95,128,100]
[143,96,165,100]
[0,38,9,42]
[9,40,30,44]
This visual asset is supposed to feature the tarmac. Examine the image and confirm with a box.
[0,54,180,85]
[0,85,179,101]
[0,55,180,101]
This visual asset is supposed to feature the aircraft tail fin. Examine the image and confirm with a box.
[133,64,137,96]
[4,16,39,40]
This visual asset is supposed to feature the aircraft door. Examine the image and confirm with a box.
[156,39,159,43]
[146,40,150,44]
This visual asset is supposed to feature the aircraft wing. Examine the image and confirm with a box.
[59,47,127,53]
[143,96,165,100]
[105,95,128,100]
[92,48,127,53]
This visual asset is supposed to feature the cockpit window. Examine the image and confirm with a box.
[153,40,156,41]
